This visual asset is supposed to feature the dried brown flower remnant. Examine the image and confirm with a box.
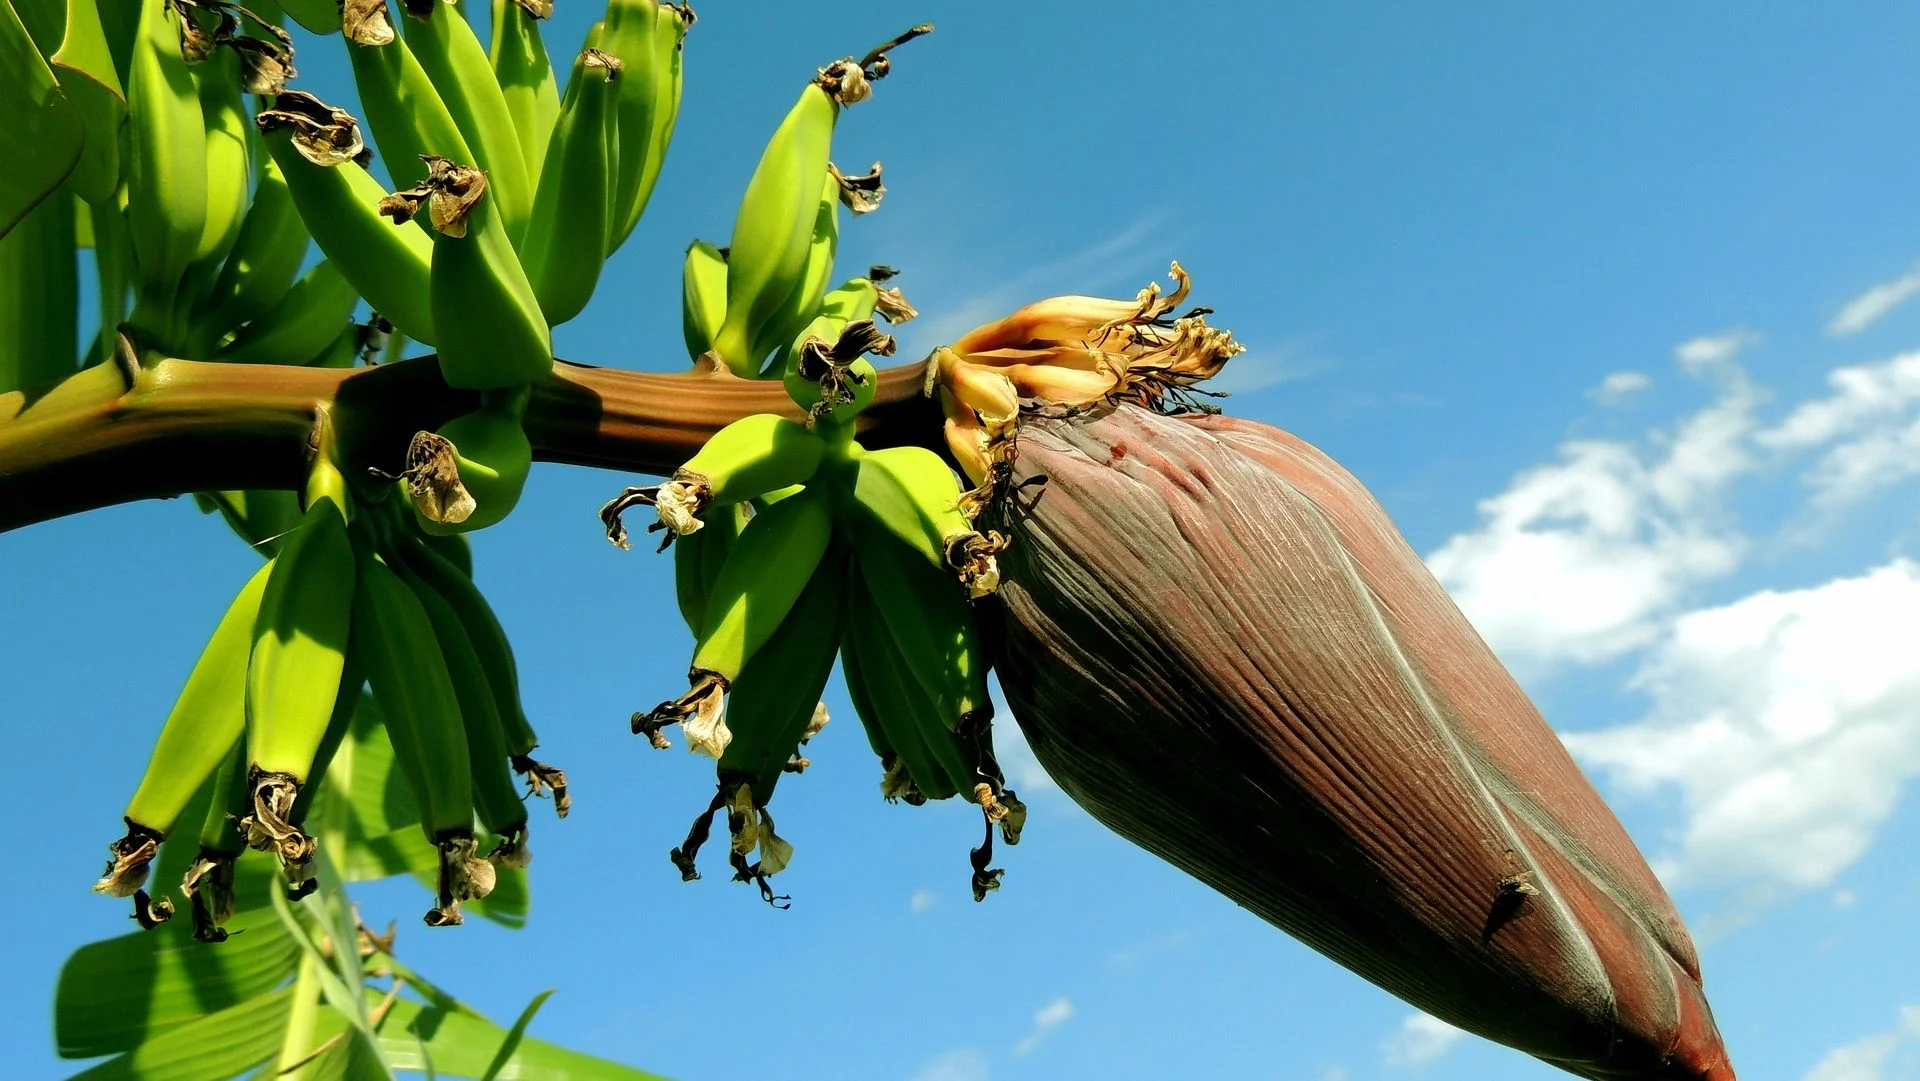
[255,91,365,167]
[378,156,487,237]
[987,404,1733,1081]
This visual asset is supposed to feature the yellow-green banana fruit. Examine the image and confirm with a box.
[604,0,690,254]
[402,398,534,534]
[352,549,492,925]
[425,160,553,389]
[490,0,560,180]
[392,524,569,815]
[403,0,533,242]
[520,48,620,327]
[681,238,727,362]
[841,569,969,804]
[125,0,207,314]
[191,49,252,281]
[92,560,274,908]
[260,108,438,345]
[389,539,531,866]
[749,170,839,374]
[197,153,313,335]
[214,260,359,364]
[241,497,355,894]
[847,445,1002,596]
[0,193,79,393]
[279,0,345,36]
[600,413,825,546]
[346,23,474,195]
[711,83,835,376]
[673,501,746,639]
[637,484,835,758]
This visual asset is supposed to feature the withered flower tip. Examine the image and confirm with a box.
[239,771,316,894]
[182,850,239,943]
[343,0,396,46]
[93,822,163,898]
[512,754,571,818]
[379,156,488,237]
[829,161,886,215]
[636,670,732,758]
[256,91,365,167]
[401,431,477,526]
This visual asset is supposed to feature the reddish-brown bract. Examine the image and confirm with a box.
[987,405,1733,1080]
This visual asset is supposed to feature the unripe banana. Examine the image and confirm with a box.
[93,559,274,903]
[601,413,826,545]
[402,398,534,534]
[748,170,839,374]
[403,0,534,243]
[182,739,250,941]
[716,544,846,806]
[389,524,569,815]
[0,193,79,393]
[840,569,965,802]
[197,153,313,335]
[490,0,560,180]
[711,84,835,376]
[192,49,252,282]
[241,495,355,892]
[848,445,1003,597]
[673,501,746,639]
[604,0,690,254]
[214,260,360,365]
[346,24,474,195]
[520,48,620,327]
[125,0,208,311]
[260,110,438,345]
[637,484,835,759]
[388,537,530,865]
[681,239,727,363]
[352,549,490,924]
[278,0,345,35]
[425,160,554,389]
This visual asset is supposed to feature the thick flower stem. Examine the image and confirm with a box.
[0,352,941,532]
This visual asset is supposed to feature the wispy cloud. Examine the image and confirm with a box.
[910,1048,991,1081]
[910,888,936,914]
[1013,998,1074,1057]
[1674,328,1760,373]
[1801,1006,1920,1081]
[1831,263,1920,337]
[1588,370,1653,406]
[1381,1013,1465,1069]
[1205,342,1333,398]
[1757,350,1920,508]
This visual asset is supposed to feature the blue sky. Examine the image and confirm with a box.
[6,3,1920,1079]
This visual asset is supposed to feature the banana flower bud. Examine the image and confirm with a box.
[986,404,1735,1081]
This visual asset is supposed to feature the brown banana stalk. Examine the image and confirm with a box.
[983,403,1734,1081]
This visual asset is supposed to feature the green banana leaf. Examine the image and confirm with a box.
[49,0,125,205]
[0,0,84,238]
[65,987,293,1081]
[54,865,298,1058]
[337,990,671,1081]
[0,189,79,392]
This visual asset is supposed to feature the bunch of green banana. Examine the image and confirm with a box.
[601,0,692,254]
[699,26,929,377]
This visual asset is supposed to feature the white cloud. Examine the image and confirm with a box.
[1831,263,1920,337]
[1381,1013,1465,1069]
[1674,329,1758,372]
[910,889,936,914]
[1426,359,1757,665]
[1014,998,1074,1057]
[1207,343,1332,397]
[1588,370,1653,405]
[911,1048,991,1081]
[1565,560,1920,894]
[1758,351,1920,507]
[1801,1006,1920,1081]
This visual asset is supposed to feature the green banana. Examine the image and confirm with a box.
[681,239,727,363]
[390,524,569,815]
[279,0,345,36]
[352,548,492,925]
[840,569,963,802]
[490,0,560,180]
[48,0,128,208]
[673,500,746,639]
[604,0,690,254]
[240,496,355,893]
[345,24,475,196]
[716,543,846,807]
[213,260,359,364]
[400,395,534,533]
[520,47,620,327]
[260,108,438,345]
[124,0,207,318]
[637,483,835,758]
[402,0,533,243]
[847,444,1002,596]
[92,559,274,905]
[710,83,835,376]
[422,157,553,389]
[600,413,826,546]
[181,739,250,941]
[388,535,531,866]
[749,170,839,375]
[0,192,79,393]
[191,48,252,280]
[196,152,313,335]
